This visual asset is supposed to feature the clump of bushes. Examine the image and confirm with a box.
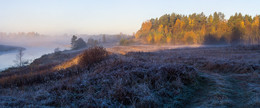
[119,38,133,46]
[79,46,108,68]
[71,35,87,50]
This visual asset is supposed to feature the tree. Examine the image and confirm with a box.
[158,24,164,33]
[71,35,77,47]
[146,33,153,43]
[183,31,197,44]
[173,19,184,33]
[231,27,242,45]
[135,12,260,45]
[14,49,26,67]
[199,24,206,43]
[208,15,213,24]
[213,12,220,25]
[166,33,173,44]
[252,16,259,44]
[153,31,163,44]
[71,35,87,50]
[159,14,170,26]
[141,21,152,32]
[75,38,87,49]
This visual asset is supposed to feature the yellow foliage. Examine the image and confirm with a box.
[210,26,216,34]
[183,31,197,44]
[166,36,172,44]
[164,26,169,34]
[154,31,163,44]
[146,34,153,43]
[158,24,164,32]
[174,19,185,33]
[216,21,229,39]
[189,18,194,27]
[200,24,206,36]
[135,31,141,39]
[141,21,152,32]
[254,16,259,25]
[208,15,213,23]
[240,21,245,28]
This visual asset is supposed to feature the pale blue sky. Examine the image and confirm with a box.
[0,0,259,35]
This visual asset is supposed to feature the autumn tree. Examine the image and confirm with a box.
[135,12,260,45]
[136,21,152,39]
[231,27,242,45]
[153,31,164,44]
[183,31,197,44]
[166,33,173,44]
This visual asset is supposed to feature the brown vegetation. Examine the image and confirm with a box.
[78,47,108,68]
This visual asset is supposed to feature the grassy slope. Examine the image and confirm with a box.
[0,45,259,107]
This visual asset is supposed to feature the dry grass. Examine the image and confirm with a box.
[53,56,81,70]
[54,46,108,70]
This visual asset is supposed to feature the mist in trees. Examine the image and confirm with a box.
[71,35,87,50]
[135,12,260,45]
[71,35,101,50]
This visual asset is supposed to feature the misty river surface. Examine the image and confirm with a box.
[0,46,67,71]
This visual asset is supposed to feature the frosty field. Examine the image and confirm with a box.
[0,45,259,107]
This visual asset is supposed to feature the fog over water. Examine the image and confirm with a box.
[0,34,124,71]
[0,35,70,71]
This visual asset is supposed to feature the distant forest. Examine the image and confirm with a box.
[135,12,260,45]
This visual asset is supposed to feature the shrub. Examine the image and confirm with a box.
[79,47,108,68]
[119,39,133,46]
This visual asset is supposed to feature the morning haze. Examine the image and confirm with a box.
[0,0,259,35]
[0,0,260,107]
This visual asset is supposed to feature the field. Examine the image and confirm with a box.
[0,45,259,107]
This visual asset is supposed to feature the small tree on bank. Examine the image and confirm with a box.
[14,49,27,67]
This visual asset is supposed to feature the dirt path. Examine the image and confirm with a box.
[185,71,254,108]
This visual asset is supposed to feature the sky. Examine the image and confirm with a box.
[0,0,259,35]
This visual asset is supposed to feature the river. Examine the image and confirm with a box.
[0,46,68,71]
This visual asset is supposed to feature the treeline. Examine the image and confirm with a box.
[135,12,260,45]
[0,32,40,37]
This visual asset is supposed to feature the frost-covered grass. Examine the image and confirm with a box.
[0,45,259,107]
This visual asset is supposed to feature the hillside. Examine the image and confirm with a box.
[0,45,259,107]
